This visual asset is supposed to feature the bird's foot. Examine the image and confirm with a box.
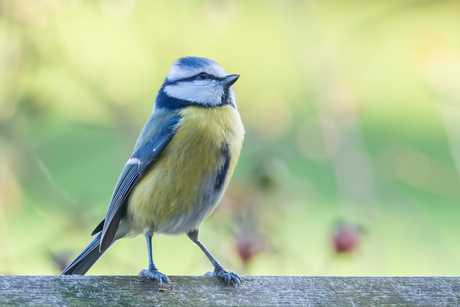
[139,269,172,288]
[205,266,241,287]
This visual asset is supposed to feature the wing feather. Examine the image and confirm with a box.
[98,116,181,252]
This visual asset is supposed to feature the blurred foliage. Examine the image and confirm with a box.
[1,0,460,276]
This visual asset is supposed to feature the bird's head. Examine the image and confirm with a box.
[155,57,239,110]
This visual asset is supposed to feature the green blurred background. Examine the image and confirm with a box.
[1,0,459,276]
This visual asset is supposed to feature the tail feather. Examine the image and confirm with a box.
[61,233,104,275]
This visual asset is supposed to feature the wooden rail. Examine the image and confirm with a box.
[1,275,459,306]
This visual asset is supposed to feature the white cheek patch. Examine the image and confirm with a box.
[164,81,224,106]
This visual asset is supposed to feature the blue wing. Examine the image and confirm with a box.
[97,116,181,252]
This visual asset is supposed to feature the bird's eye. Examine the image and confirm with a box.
[196,73,208,80]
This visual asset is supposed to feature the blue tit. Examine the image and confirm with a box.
[61,57,245,287]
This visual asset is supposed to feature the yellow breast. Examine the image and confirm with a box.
[126,105,244,235]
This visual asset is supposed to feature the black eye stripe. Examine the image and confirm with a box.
[165,73,225,85]
[196,72,208,80]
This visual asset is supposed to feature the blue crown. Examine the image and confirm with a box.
[176,56,217,69]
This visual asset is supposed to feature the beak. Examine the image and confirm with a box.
[222,74,240,87]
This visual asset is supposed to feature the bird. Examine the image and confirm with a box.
[61,56,245,287]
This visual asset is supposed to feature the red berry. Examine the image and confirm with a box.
[333,222,360,253]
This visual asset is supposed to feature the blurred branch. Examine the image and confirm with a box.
[4,139,81,213]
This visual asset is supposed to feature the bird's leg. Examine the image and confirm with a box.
[139,233,171,288]
[187,230,241,287]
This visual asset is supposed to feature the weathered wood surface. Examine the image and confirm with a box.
[1,275,460,306]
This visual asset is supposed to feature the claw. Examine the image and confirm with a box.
[207,266,241,287]
[139,269,172,289]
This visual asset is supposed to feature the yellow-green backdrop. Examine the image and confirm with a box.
[1,0,459,276]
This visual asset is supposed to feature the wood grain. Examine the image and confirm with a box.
[1,275,460,306]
